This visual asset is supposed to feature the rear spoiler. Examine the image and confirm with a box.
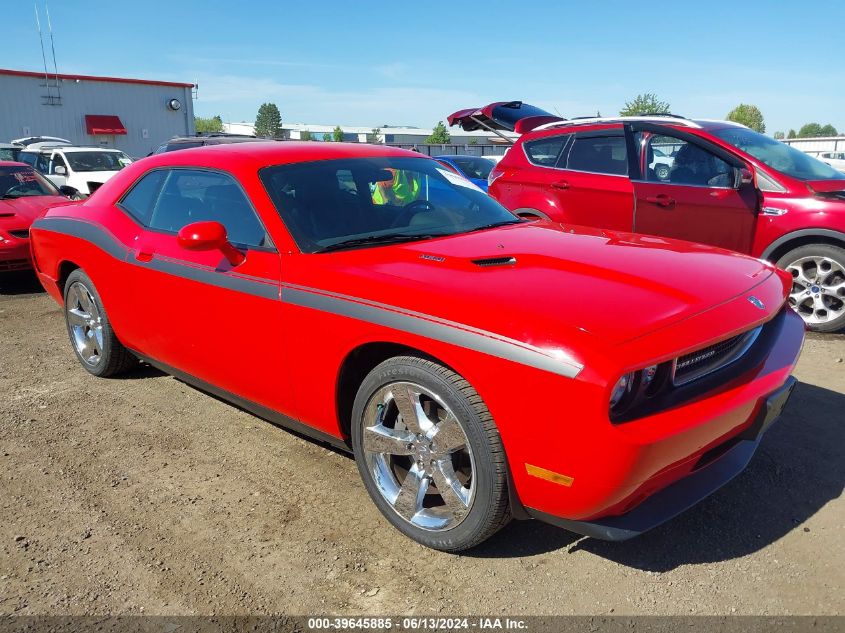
[447,101,565,142]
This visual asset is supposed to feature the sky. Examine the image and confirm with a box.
[4,0,844,135]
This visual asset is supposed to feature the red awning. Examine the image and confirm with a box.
[85,114,127,135]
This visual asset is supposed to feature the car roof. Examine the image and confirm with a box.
[21,146,124,153]
[530,116,749,135]
[139,141,423,170]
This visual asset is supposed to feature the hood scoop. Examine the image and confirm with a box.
[471,256,517,268]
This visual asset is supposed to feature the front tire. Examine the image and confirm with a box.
[63,269,136,376]
[351,356,510,552]
[777,243,845,333]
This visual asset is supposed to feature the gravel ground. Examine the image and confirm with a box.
[0,272,842,616]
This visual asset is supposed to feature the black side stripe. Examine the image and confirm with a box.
[34,216,583,378]
[33,217,280,300]
[282,285,583,378]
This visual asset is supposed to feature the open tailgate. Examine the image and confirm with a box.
[447,101,565,134]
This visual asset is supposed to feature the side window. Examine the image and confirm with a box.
[566,135,628,175]
[642,134,733,187]
[118,170,168,224]
[18,153,37,168]
[148,169,269,248]
[524,135,569,167]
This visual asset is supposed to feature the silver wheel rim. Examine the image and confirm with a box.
[66,281,104,366]
[785,255,845,325]
[362,381,475,531]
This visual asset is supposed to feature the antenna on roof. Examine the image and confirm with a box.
[45,2,61,103]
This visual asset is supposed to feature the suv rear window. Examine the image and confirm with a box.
[566,135,628,176]
[523,135,569,167]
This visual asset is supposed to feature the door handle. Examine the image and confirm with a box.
[551,180,570,190]
[135,250,153,262]
[645,194,675,208]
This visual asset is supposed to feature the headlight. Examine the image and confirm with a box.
[609,372,636,410]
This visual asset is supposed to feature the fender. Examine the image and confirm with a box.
[760,228,845,260]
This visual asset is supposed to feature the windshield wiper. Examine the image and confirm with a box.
[462,219,523,234]
[318,232,446,253]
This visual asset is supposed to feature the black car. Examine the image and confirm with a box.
[151,133,265,155]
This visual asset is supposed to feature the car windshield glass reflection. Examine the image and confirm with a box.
[64,152,131,172]
[0,166,60,198]
[260,157,520,253]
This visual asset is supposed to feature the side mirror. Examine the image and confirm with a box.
[54,165,67,175]
[736,166,755,188]
[176,221,245,266]
[58,185,80,199]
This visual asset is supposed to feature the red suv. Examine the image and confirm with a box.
[449,102,845,332]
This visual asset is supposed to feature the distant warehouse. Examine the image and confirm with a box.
[0,68,195,157]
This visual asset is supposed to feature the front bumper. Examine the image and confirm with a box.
[0,239,32,271]
[526,377,796,540]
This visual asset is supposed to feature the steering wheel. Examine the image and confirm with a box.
[390,199,436,228]
[3,184,29,197]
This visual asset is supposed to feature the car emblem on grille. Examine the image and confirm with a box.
[748,296,765,310]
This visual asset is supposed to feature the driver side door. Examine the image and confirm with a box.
[629,126,758,253]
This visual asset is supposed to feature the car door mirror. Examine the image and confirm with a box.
[176,220,245,266]
[735,166,755,189]
[54,165,66,175]
[58,185,80,199]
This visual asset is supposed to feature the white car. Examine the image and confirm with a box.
[817,151,845,173]
[17,146,133,197]
[649,146,676,180]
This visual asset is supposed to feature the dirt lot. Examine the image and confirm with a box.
[0,271,842,616]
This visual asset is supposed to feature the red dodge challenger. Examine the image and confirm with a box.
[29,142,804,551]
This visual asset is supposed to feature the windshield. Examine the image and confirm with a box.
[64,151,132,172]
[714,127,845,181]
[0,165,60,198]
[0,147,21,161]
[260,157,519,253]
[447,156,495,181]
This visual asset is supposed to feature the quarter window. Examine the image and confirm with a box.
[147,169,270,248]
[566,135,628,175]
[524,135,569,167]
[118,170,168,225]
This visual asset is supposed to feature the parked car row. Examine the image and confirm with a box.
[27,140,803,551]
[448,101,845,332]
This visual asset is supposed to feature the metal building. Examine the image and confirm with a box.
[0,68,195,157]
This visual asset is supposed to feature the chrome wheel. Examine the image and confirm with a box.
[362,381,475,531]
[66,281,104,366]
[785,256,845,325]
[655,164,670,180]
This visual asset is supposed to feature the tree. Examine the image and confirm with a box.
[332,125,344,142]
[300,130,313,141]
[787,129,797,139]
[798,123,825,138]
[619,93,670,116]
[773,131,785,140]
[367,128,382,144]
[195,115,223,134]
[726,104,765,133]
[322,133,331,142]
[820,124,839,136]
[425,121,451,144]
[254,102,282,138]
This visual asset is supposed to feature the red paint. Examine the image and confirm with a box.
[0,67,194,88]
[28,143,804,526]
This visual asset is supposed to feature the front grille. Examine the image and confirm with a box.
[8,229,29,239]
[672,326,762,387]
[0,259,30,271]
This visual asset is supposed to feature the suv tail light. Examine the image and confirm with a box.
[488,165,505,188]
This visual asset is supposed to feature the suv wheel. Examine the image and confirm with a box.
[351,356,510,552]
[777,243,845,332]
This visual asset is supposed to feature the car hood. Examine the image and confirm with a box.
[0,195,72,230]
[296,222,777,350]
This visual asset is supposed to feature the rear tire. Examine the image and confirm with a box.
[63,269,136,376]
[351,356,510,552]
[777,243,845,333]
